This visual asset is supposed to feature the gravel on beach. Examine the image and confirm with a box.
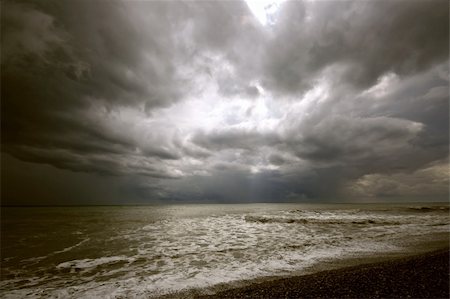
[197,249,449,298]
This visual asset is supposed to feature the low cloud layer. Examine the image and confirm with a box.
[2,0,448,204]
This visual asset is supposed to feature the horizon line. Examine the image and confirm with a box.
[2,201,449,208]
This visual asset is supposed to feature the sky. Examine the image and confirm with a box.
[1,0,449,205]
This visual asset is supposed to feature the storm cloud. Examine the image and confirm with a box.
[1,0,448,205]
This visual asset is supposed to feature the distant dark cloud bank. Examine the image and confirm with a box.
[1,0,448,205]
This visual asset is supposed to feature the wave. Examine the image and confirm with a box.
[244,215,400,225]
[429,222,449,226]
[245,215,309,224]
[53,238,90,255]
[56,256,134,270]
[406,206,449,212]
[21,238,91,264]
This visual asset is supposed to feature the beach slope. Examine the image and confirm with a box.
[198,249,449,298]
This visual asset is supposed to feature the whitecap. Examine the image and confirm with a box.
[56,256,134,270]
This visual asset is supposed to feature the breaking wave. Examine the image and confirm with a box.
[57,256,134,271]
[407,206,449,212]
[244,215,401,225]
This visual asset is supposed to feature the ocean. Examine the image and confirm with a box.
[1,203,449,298]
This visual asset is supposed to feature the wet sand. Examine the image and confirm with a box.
[196,249,449,299]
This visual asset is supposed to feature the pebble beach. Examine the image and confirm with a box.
[197,249,450,299]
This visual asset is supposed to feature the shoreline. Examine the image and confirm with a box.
[194,248,449,299]
[159,233,449,299]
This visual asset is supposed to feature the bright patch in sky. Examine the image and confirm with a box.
[245,0,284,25]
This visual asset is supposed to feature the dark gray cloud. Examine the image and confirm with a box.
[261,0,449,94]
[2,0,177,173]
[1,0,448,204]
[1,0,259,177]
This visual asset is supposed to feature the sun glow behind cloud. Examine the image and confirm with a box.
[244,0,285,25]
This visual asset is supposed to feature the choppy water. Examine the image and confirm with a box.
[1,203,449,298]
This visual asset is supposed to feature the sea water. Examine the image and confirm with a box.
[1,203,449,298]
